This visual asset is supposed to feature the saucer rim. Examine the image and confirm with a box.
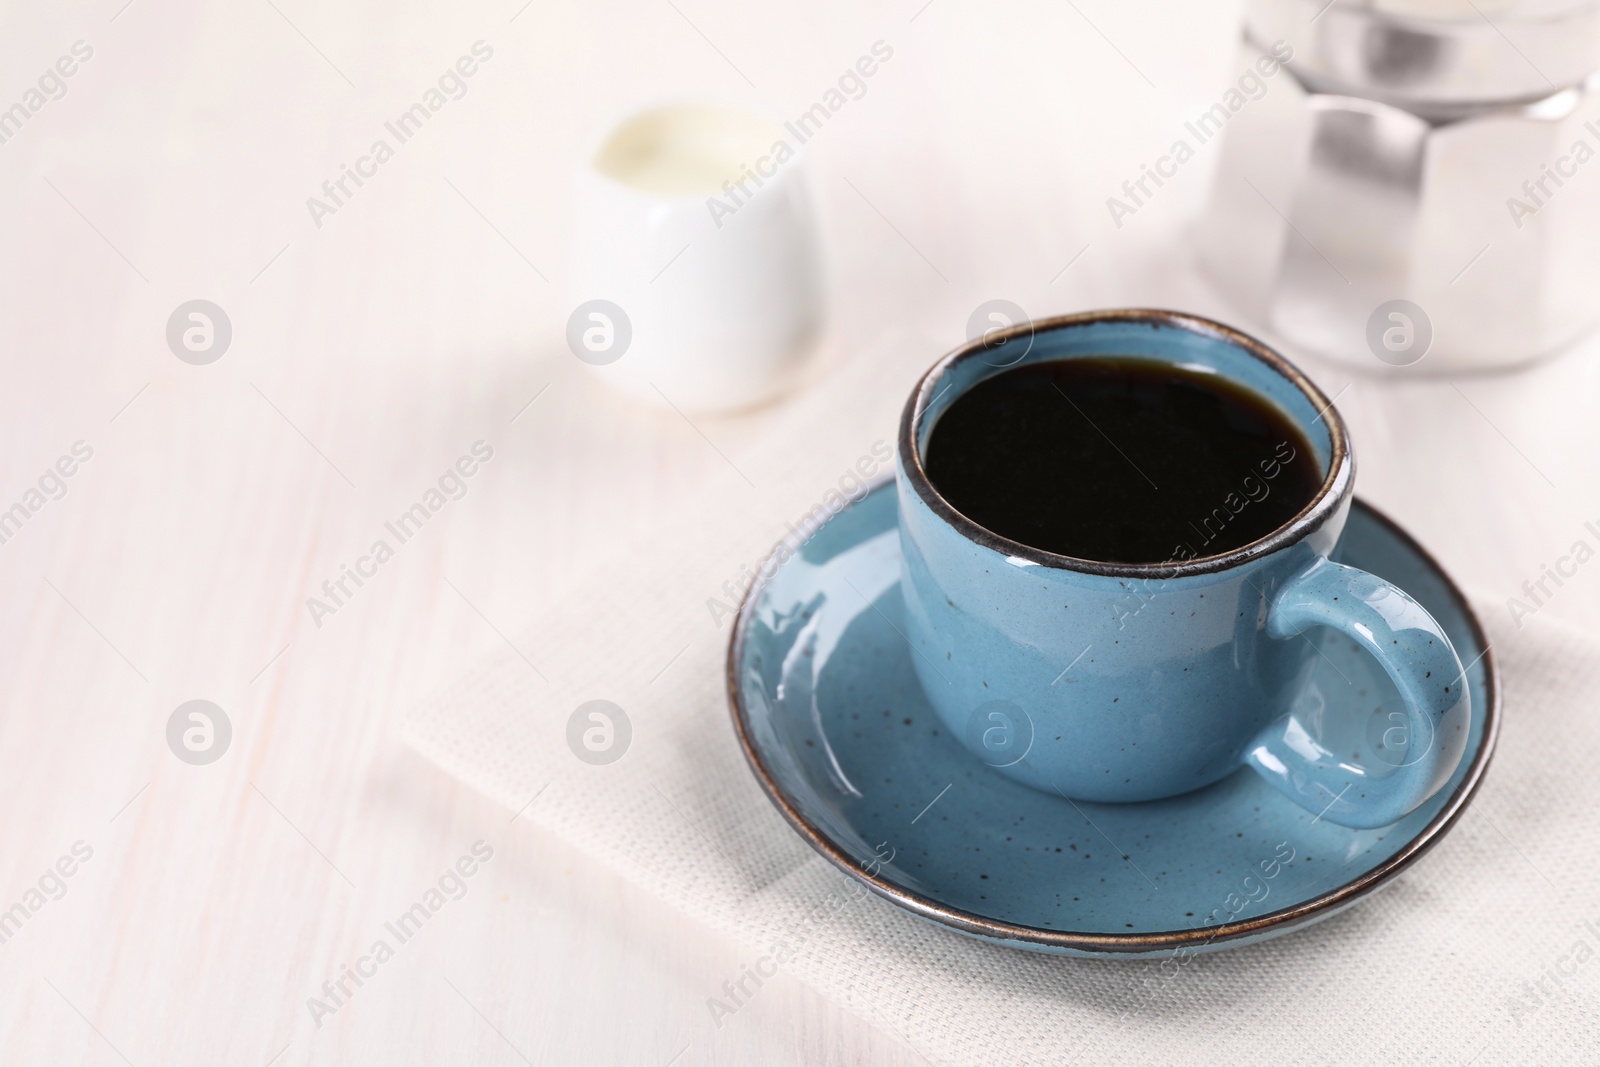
[725,478,1501,955]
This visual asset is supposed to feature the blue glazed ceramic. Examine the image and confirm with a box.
[897,310,1471,829]
[726,478,1498,956]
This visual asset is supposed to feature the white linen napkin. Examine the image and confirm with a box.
[406,330,1600,1066]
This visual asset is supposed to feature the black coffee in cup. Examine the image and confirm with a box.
[923,358,1322,564]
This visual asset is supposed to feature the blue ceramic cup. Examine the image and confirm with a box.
[896,310,1471,829]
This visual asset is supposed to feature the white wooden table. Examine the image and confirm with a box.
[0,0,1595,1063]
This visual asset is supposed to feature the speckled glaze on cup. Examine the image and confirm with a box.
[897,309,1472,829]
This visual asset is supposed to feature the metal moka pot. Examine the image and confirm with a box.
[1201,0,1600,371]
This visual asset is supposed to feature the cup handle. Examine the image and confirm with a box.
[1243,556,1472,830]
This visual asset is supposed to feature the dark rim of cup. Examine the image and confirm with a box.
[899,308,1353,578]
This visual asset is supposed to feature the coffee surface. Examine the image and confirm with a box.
[923,358,1323,564]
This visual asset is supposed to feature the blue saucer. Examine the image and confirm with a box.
[726,478,1498,957]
